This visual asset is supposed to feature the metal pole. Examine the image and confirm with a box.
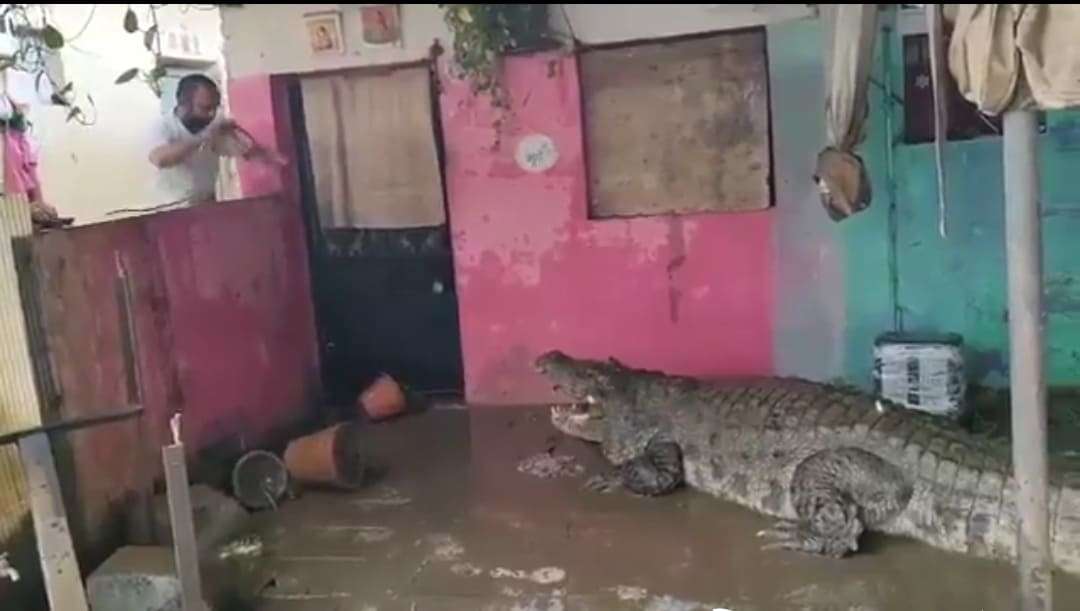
[1003,109,1051,611]
[163,414,207,611]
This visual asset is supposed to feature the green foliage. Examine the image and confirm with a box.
[0,4,192,124]
[40,24,63,49]
[441,4,511,95]
[123,6,139,33]
[439,4,551,106]
[114,5,165,99]
[114,68,138,84]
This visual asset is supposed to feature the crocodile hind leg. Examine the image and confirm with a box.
[759,447,913,558]
[758,494,864,557]
[584,439,684,496]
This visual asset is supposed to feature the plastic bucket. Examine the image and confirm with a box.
[231,450,288,510]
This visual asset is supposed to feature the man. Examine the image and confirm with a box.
[148,74,285,208]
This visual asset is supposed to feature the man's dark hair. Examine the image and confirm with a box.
[176,74,220,105]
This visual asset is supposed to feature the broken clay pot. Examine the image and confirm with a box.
[283,423,365,490]
[359,374,406,421]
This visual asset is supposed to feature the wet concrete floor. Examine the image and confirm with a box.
[242,407,1080,610]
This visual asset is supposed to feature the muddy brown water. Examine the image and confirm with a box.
[233,407,1080,610]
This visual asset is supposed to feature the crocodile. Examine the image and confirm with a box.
[535,350,1080,575]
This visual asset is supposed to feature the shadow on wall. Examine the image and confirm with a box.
[966,348,1009,387]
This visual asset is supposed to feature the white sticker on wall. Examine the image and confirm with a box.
[515,134,558,173]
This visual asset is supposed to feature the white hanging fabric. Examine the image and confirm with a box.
[300,66,446,229]
[815,4,879,221]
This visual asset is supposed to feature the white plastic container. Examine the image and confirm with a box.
[873,332,966,418]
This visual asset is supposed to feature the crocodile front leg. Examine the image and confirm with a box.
[759,447,913,558]
[585,439,684,496]
[621,439,683,496]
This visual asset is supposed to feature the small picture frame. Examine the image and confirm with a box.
[360,4,403,48]
[304,11,345,55]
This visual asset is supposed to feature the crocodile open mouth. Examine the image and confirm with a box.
[550,403,605,443]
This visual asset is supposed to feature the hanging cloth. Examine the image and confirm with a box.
[814,4,879,221]
[949,4,1080,113]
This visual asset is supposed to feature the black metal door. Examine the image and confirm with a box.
[287,79,464,406]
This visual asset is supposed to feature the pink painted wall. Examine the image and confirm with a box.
[441,53,776,404]
[227,75,286,198]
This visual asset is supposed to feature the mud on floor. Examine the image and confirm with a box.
[233,407,1080,611]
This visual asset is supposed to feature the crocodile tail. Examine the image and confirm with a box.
[963,476,1080,576]
[958,476,1080,576]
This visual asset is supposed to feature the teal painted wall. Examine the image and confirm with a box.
[767,19,847,382]
[839,15,895,389]
[844,12,1080,389]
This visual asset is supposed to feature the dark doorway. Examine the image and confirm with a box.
[286,69,464,407]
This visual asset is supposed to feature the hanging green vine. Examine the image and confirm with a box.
[0,4,218,125]
[439,4,552,108]
[114,5,167,98]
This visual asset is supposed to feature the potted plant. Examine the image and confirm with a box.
[440,4,556,99]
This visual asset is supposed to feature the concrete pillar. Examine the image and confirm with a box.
[1003,109,1051,611]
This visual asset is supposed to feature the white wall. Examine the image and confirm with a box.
[221,4,816,80]
[556,4,817,45]
[22,5,229,225]
[222,4,450,79]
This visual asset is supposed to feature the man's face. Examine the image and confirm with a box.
[178,86,219,134]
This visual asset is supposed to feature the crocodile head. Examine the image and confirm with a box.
[535,350,617,443]
[536,350,664,464]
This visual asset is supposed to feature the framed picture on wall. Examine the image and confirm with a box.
[360,4,403,48]
[304,11,346,55]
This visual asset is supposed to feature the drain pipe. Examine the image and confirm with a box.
[1003,108,1051,611]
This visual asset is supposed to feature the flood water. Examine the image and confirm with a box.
[230,407,1080,610]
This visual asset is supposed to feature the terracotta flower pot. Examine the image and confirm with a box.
[283,423,364,489]
[359,374,406,421]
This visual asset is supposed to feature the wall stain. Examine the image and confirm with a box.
[1045,274,1080,315]
[1049,118,1080,151]
[666,217,687,324]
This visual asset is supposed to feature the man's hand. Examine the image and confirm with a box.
[210,118,240,138]
[243,144,289,168]
[228,125,289,167]
[205,119,289,168]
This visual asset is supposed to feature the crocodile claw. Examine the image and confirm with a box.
[757,520,803,548]
[583,474,622,494]
[758,520,858,558]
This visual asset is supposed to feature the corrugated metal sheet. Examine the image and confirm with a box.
[0,195,41,542]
